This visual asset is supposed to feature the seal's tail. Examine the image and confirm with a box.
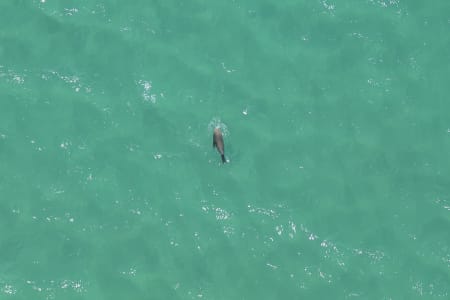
[221,154,226,163]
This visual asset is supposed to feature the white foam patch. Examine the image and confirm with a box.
[138,79,157,103]
[1,284,16,295]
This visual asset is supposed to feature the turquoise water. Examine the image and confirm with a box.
[1,0,449,298]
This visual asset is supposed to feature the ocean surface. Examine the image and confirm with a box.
[1,0,449,299]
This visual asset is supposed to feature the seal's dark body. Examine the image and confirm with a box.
[213,128,226,163]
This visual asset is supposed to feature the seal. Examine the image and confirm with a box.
[213,127,226,163]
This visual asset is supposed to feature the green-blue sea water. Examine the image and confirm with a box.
[1,0,449,299]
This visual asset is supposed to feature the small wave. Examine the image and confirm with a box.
[208,118,229,136]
